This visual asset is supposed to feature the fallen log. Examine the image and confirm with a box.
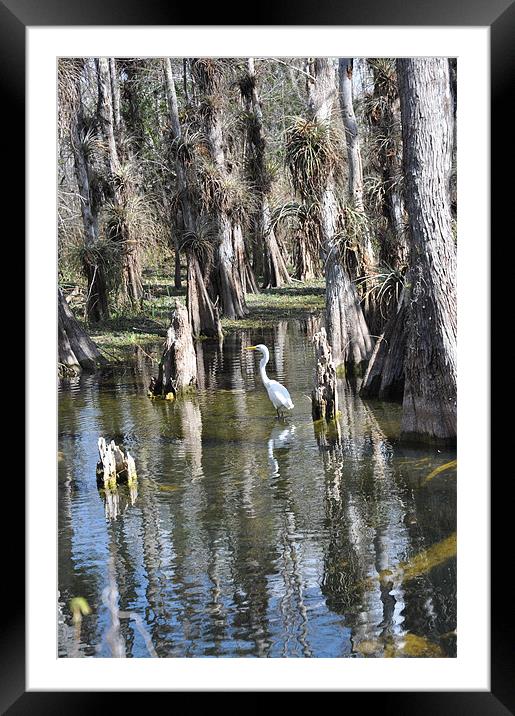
[96,437,137,489]
[311,328,339,422]
[148,299,197,400]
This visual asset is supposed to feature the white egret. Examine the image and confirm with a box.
[246,344,294,418]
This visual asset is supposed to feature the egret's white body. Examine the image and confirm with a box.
[246,344,294,417]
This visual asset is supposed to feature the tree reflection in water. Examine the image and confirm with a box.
[58,319,456,658]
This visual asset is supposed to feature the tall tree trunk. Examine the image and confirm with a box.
[261,198,290,289]
[174,245,182,289]
[69,85,109,323]
[182,59,190,104]
[97,57,143,307]
[293,231,317,281]
[109,57,121,132]
[306,58,372,369]
[186,251,222,339]
[213,213,249,319]
[241,59,290,289]
[339,58,378,328]
[192,59,252,319]
[234,221,259,294]
[338,59,366,213]
[58,289,103,373]
[325,241,373,369]
[396,58,457,444]
[359,61,410,399]
[370,60,408,273]
[163,58,183,288]
[163,58,221,339]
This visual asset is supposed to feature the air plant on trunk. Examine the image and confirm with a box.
[191,57,256,320]
[289,57,373,370]
[102,187,157,307]
[179,218,216,275]
[58,58,84,139]
[355,262,407,323]
[285,117,341,201]
[181,219,223,340]
[284,116,343,281]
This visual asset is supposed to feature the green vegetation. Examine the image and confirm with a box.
[75,268,325,356]
[222,279,325,330]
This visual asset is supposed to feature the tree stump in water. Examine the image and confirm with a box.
[311,328,339,421]
[96,437,137,489]
[58,288,103,375]
[148,299,197,399]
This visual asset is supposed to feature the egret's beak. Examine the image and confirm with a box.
[245,346,257,351]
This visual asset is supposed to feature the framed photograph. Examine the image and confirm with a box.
[8,0,504,709]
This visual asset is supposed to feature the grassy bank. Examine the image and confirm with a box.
[80,270,325,359]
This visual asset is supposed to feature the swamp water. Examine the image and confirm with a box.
[58,319,457,658]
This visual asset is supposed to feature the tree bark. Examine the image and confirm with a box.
[58,289,103,373]
[69,78,109,323]
[186,250,222,339]
[311,328,339,421]
[109,58,121,132]
[306,58,337,123]
[293,232,317,281]
[97,57,143,307]
[370,60,408,272]
[163,59,222,339]
[326,246,373,370]
[396,58,457,444]
[163,58,183,288]
[234,221,259,295]
[338,58,366,213]
[241,59,290,289]
[192,59,253,319]
[339,58,378,327]
[261,201,291,289]
[360,291,407,400]
[306,58,372,369]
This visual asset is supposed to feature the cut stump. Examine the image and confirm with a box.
[149,299,197,399]
[311,328,339,422]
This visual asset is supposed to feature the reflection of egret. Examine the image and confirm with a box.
[267,424,296,476]
[246,344,294,418]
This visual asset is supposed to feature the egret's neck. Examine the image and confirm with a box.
[259,349,270,386]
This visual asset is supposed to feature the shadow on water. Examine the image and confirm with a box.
[58,317,456,658]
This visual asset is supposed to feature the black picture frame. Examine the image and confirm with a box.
[8,0,507,710]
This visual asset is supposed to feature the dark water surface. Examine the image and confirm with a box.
[58,319,457,658]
